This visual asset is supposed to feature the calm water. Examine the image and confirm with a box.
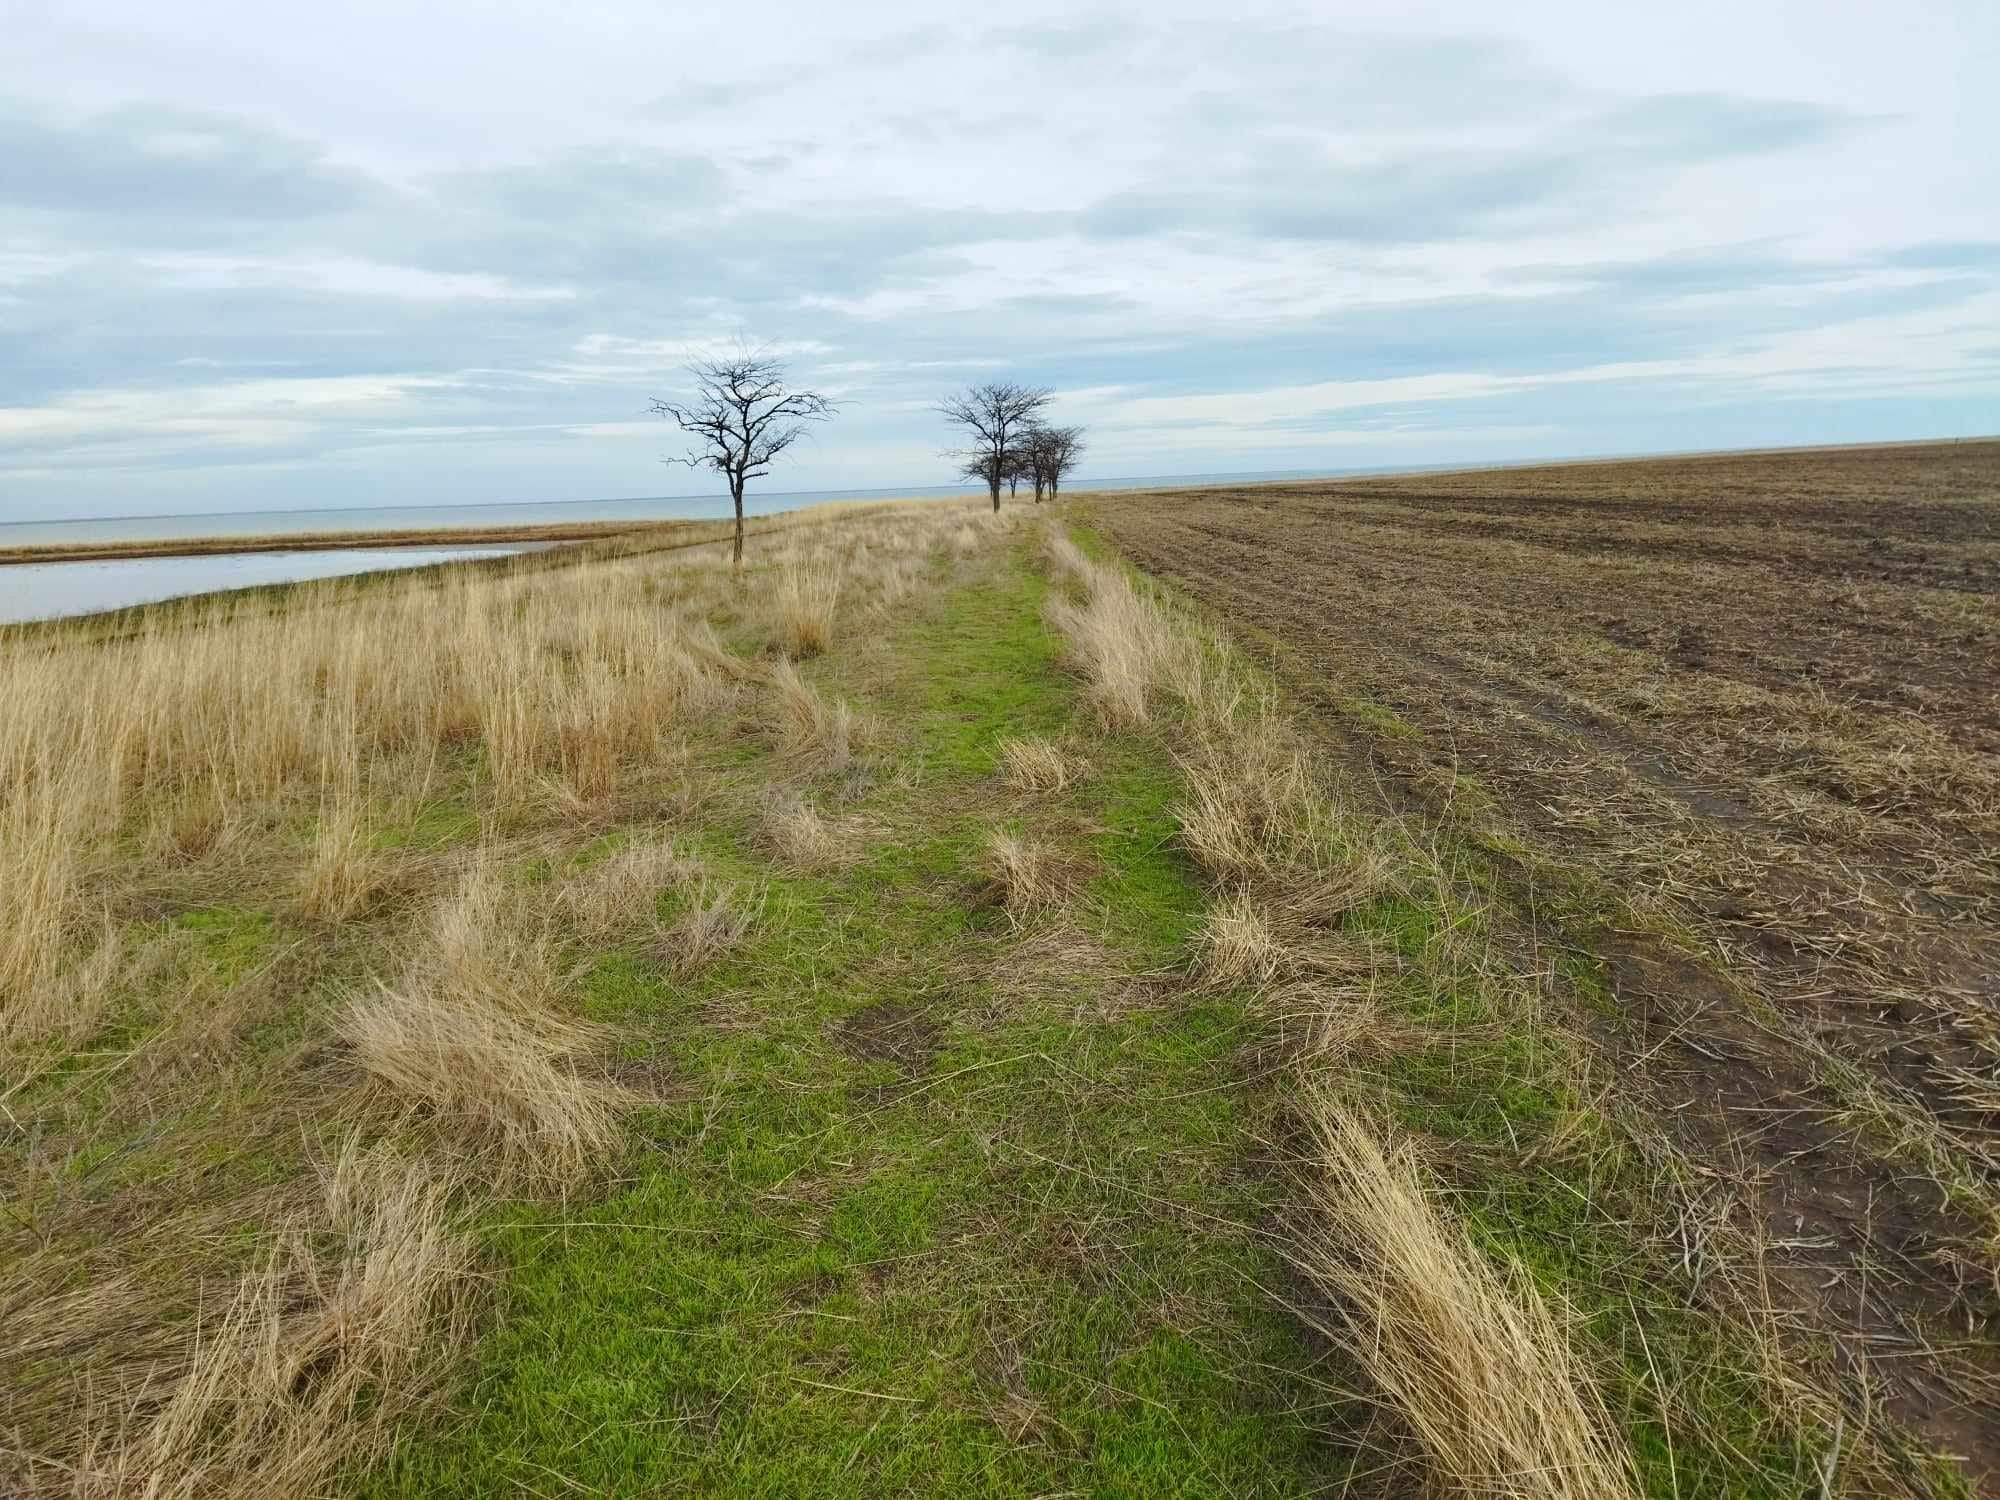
[0,545,536,626]
[0,467,1414,548]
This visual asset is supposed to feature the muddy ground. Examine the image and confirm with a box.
[1088,439,2000,1485]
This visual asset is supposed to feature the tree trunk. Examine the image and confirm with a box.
[989,478,1001,513]
[732,485,746,573]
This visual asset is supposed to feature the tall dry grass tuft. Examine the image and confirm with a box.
[997,734,1083,795]
[1171,718,1381,893]
[778,556,842,658]
[144,778,237,865]
[299,797,385,923]
[342,984,631,1190]
[70,1146,475,1500]
[341,861,635,1188]
[1287,1095,1640,1500]
[1040,534,1193,728]
[771,659,854,771]
[0,768,89,1047]
[1,926,123,1074]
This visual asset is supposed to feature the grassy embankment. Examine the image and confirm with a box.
[1,501,1962,1495]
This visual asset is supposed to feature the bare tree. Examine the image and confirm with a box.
[651,352,837,571]
[1026,424,1086,503]
[957,451,1007,495]
[937,382,1051,513]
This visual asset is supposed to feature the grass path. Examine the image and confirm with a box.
[364,542,1342,1495]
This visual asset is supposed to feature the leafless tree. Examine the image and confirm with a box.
[651,352,837,571]
[1045,425,1085,501]
[957,451,1007,495]
[1005,448,1030,498]
[1026,424,1086,503]
[937,382,1051,513]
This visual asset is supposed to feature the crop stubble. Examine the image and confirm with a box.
[1090,440,2000,1479]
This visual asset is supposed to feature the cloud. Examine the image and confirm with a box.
[1079,91,1862,245]
[1592,92,1866,161]
[995,16,1148,59]
[0,100,383,225]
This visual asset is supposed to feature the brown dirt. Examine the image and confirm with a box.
[828,998,946,1073]
[0,519,660,566]
[1088,438,2000,1488]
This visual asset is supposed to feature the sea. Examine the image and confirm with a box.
[0,468,1397,548]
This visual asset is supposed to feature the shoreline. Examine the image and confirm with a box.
[7,434,1995,567]
[0,519,662,567]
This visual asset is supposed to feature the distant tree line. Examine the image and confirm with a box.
[651,355,1086,570]
[936,382,1085,513]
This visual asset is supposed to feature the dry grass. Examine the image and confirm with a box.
[0,497,1009,1487]
[649,879,761,979]
[1191,887,1286,990]
[982,830,1076,925]
[557,835,701,938]
[1287,1095,1641,1500]
[144,779,238,865]
[777,555,843,657]
[761,796,854,872]
[770,659,855,771]
[1040,534,1195,728]
[0,926,122,1073]
[342,983,633,1190]
[63,1146,475,1500]
[997,734,1083,795]
[299,796,386,922]
[0,785,85,1043]
[340,861,636,1187]
[1173,722,1343,881]
[1035,515,1644,1495]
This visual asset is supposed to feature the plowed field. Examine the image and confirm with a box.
[1089,439,2000,1478]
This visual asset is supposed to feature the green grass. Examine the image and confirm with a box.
[359,541,1351,1497]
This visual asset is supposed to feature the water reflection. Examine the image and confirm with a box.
[0,546,536,626]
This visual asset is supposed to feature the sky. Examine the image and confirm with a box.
[1,0,1995,520]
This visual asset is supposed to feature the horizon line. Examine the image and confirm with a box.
[5,431,1994,531]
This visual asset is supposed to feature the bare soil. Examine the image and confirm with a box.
[0,520,655,566]
[1089,439,2000,1486]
